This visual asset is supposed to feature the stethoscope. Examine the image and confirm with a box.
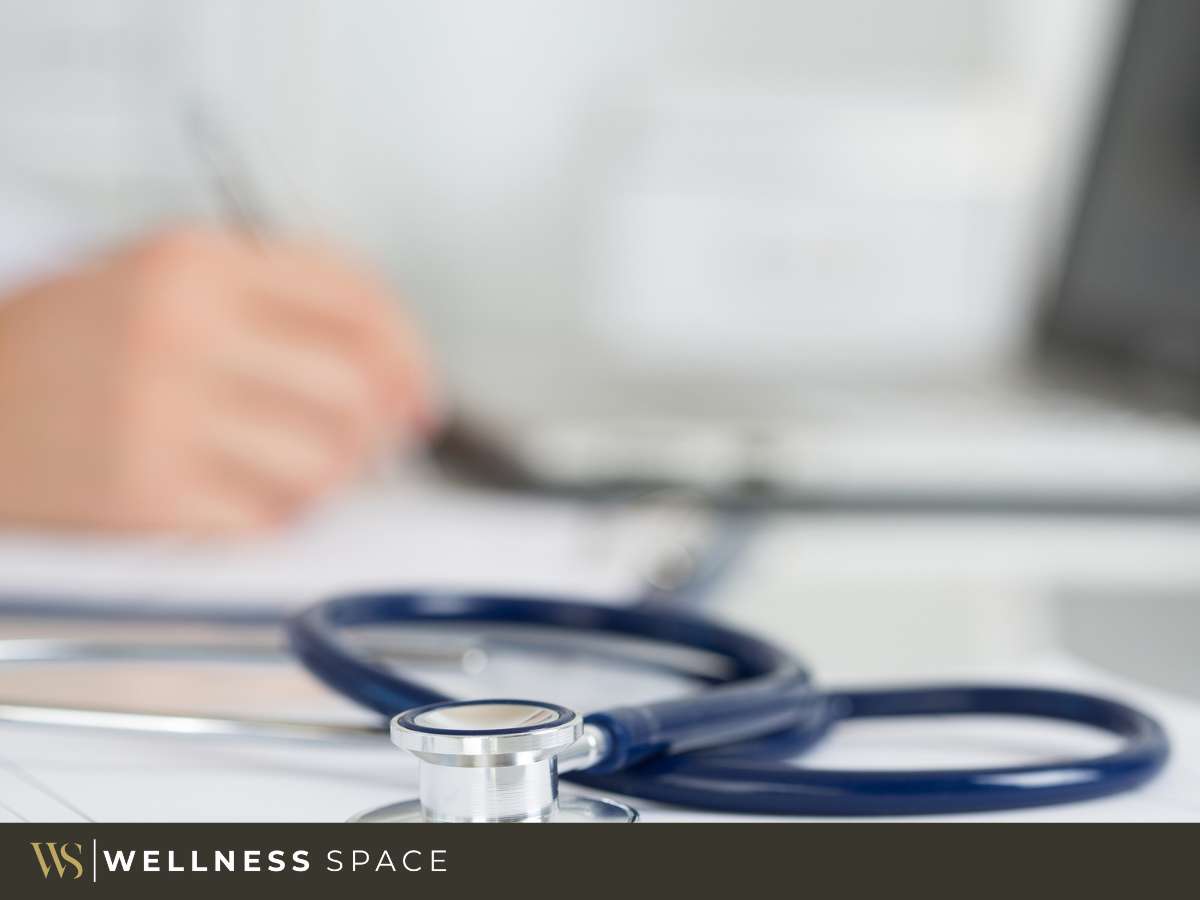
[0,504,1172,823]
[282,591,1168,822]
[0,588,1168,823]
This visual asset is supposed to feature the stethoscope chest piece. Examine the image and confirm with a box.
[351,698,637,823]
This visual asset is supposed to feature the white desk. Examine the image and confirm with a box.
[0,483,1196,822]
[0,653,1196,822]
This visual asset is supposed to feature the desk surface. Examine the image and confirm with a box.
[0,653,1196,822]
[0,482,1196,821]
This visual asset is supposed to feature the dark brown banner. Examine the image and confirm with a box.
[0,823,1186,897]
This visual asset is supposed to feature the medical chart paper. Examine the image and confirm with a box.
[0,655,1197,823]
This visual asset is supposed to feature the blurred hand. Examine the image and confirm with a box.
[0,226,435,535]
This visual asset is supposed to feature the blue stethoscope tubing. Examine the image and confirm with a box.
[288,591,1169,816]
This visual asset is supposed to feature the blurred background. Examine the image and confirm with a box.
[0,0,1120,385]
[0,0,1197,700]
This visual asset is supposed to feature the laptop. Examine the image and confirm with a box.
[441,0,1200,514]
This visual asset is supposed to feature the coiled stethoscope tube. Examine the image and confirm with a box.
[0,498,1172,817]
[288,592,1169,816]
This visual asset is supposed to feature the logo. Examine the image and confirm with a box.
[31,842,85,880]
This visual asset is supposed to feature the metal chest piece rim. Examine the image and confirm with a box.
[351,698,638,823]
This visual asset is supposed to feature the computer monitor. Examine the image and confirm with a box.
[1040,0,1200,397]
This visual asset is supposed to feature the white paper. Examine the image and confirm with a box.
[0,481,653,612]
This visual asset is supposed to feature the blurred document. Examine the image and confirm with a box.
[0,480,647,612]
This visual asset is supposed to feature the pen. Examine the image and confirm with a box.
[184,103,535,489]
[185,103,267,239]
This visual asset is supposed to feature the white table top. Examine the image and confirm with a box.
[0,481,1196,822]
[0,653,1195,822]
